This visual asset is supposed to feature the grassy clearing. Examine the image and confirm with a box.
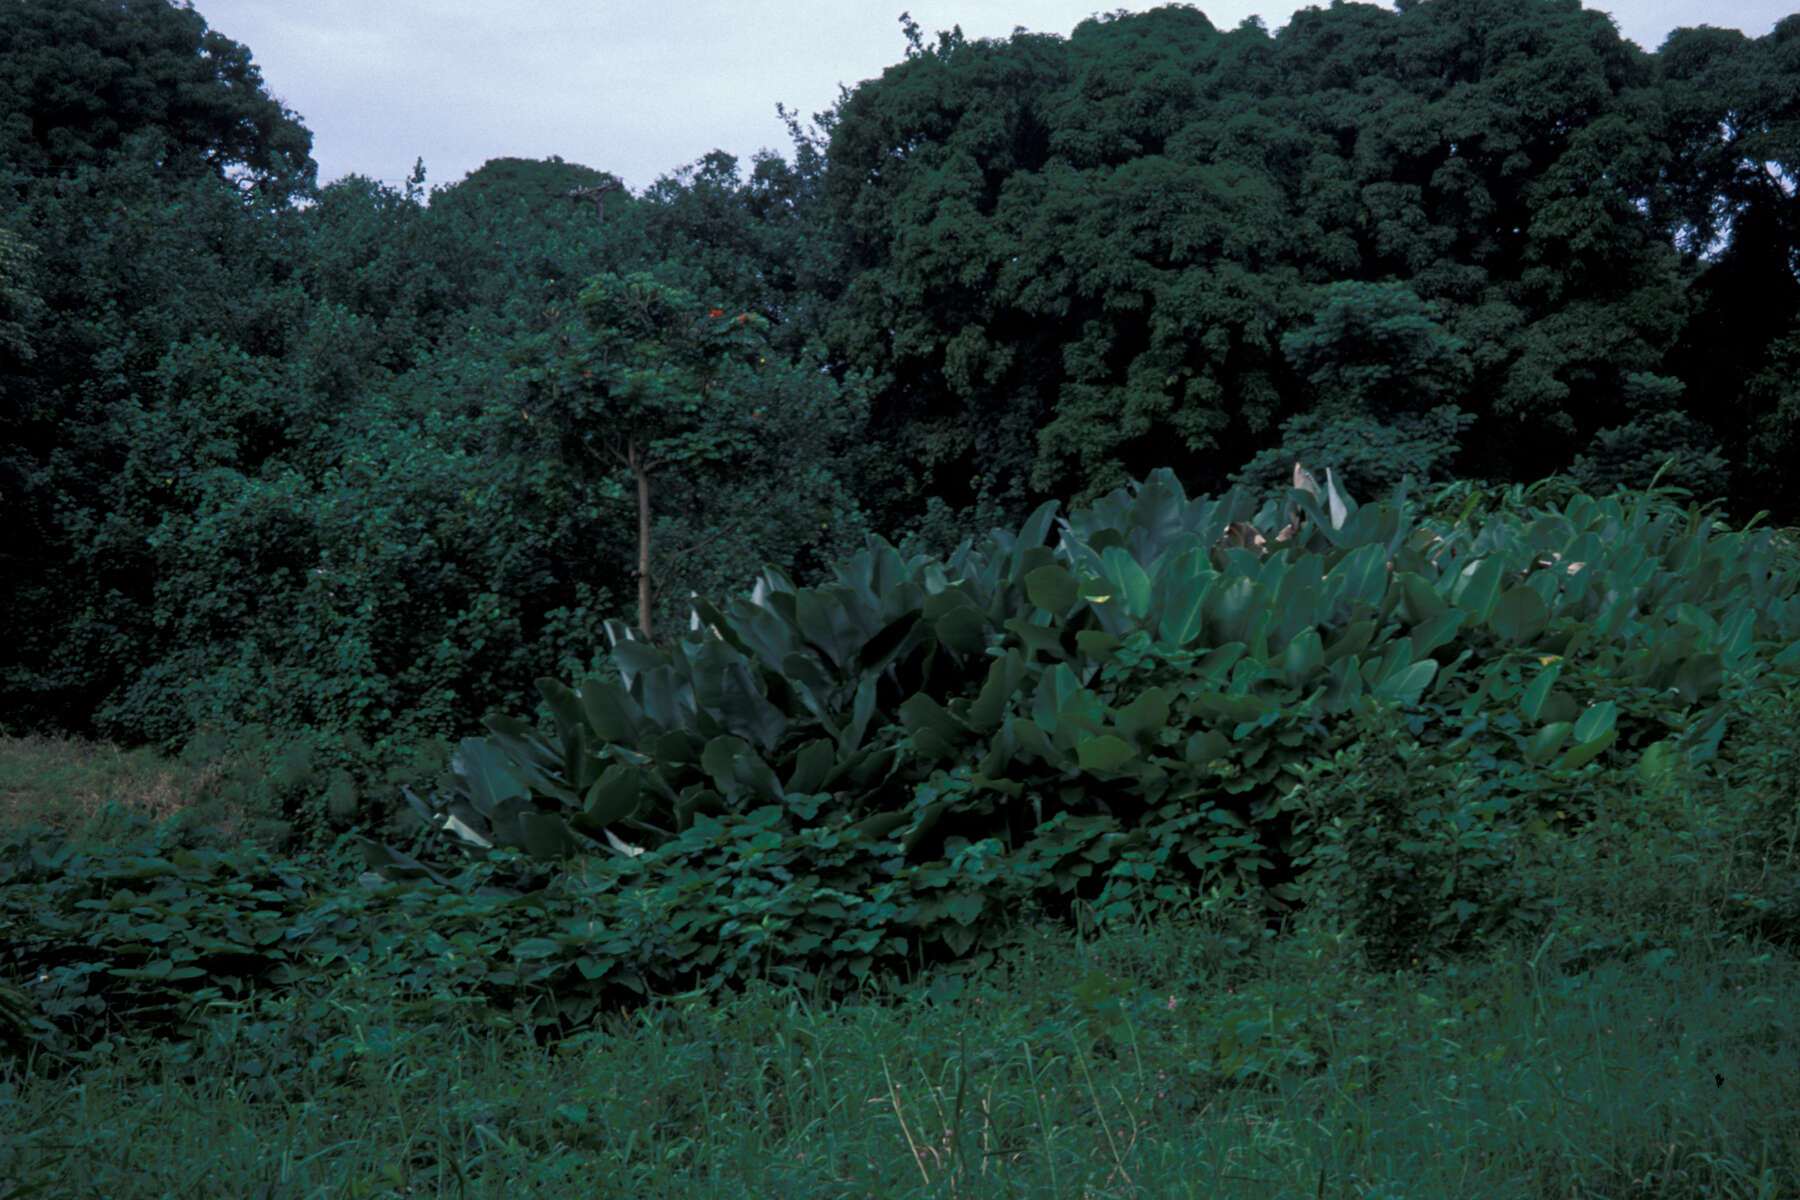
[2,734,1796,1199]
[0,733,238,837]
[4,917,1794,1198]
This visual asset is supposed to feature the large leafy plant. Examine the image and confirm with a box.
[367,464,1800,1004]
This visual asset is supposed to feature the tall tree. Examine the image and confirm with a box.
[1659,19,1800,512]
[512,272,871,644]
[0,0,315,197]
[817,0,1703,531]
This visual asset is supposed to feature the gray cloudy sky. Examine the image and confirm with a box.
[190,1,1798,195]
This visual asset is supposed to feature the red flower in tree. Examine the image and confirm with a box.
[708,308,724,317]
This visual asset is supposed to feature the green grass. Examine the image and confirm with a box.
[0,733,242,839]
[2,734,1797,1199]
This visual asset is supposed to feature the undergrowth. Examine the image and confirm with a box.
[2,723,1798,1198]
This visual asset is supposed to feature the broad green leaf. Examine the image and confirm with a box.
[969,649,1029,732]
[1113,687,1172,743]
[1283,629,1324,685]
[1520,660,1562,723]
[930,600,988,654]
[1206,577,1261,645]
[944,892,984,926]
[1183,729,1231,767]
[1075,630,1124,662]
[1558,729,1617,771]
[1003,615,1067,660]
[1025,563,1079,613]
[513,938,561,961]
[583,764,642,826]
[518,811,579,860]
[1397,572,1447,621]
[1573,700,1617,743]
[785,738,838,795]
[580,678,642,747]
[796,588,861,670]
[1525,722,1573,764]
[1100,546,1154,620]
[1323,619,1375,664]
[1371,658,1436,705]
[1157,574,1208,647]
[900,692,963,759]
[1637,740,1680,788]
[453,739,533,818]
[1490,585,1550,645]
[1076,734,1138,773]
[1448,557,1503,623]
[1330,543,1390,612]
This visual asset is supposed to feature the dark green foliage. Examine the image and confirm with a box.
[816,0,1711,532]
[1280,281,1474,420]
[1291,702,1571,968]
[8,6,1800,1070]
[0,812,339,1059]
[0,0,315,197]
[374,468,1800,1004]
[1569,409,1733,502]
[637,149,844,357]
[1232,406,1476,503]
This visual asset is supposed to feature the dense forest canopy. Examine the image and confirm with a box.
[4,0,1799,803]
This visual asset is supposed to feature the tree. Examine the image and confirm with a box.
[1281,280,1472,419]
[1658,19,1800,513]
[0,0,315,198]
[816,1,1696,532]
[513,272,868,643]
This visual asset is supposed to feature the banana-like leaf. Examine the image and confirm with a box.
[1520,660,1562,723]
[1155,573,1209,648]
[926,594,989,654]
[453,739,533,819]
[1490,584,1550,645]
[1282,629,1325,687]
[1573,700,1618,743]
[969,649,1030,733]
[1007,715,1059,764]
[1557,729,1617,771]
[700,735,784,804]
[900,692,964,760]
[583,763,643,827]
[785,738,838,795]
[537,677,589,788]
[1449,557,1504,624]
[1112,687,1172,744]
[1324,619,1376,665]
[1374,658,1437,705]
[796,587,863,670]
[856,610,925,677]
[518,810,580,859]
[1325,543,1389,615]
[1026,563,1080,614]
[580,677,642,748]
[1205,577,1261,646]
[844,674,880,754]
[1100,546,1154,620]
[1525,722,1574,764]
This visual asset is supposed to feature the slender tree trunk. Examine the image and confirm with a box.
[629,435,654,639]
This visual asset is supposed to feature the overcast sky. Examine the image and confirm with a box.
[190,0,1798,196]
